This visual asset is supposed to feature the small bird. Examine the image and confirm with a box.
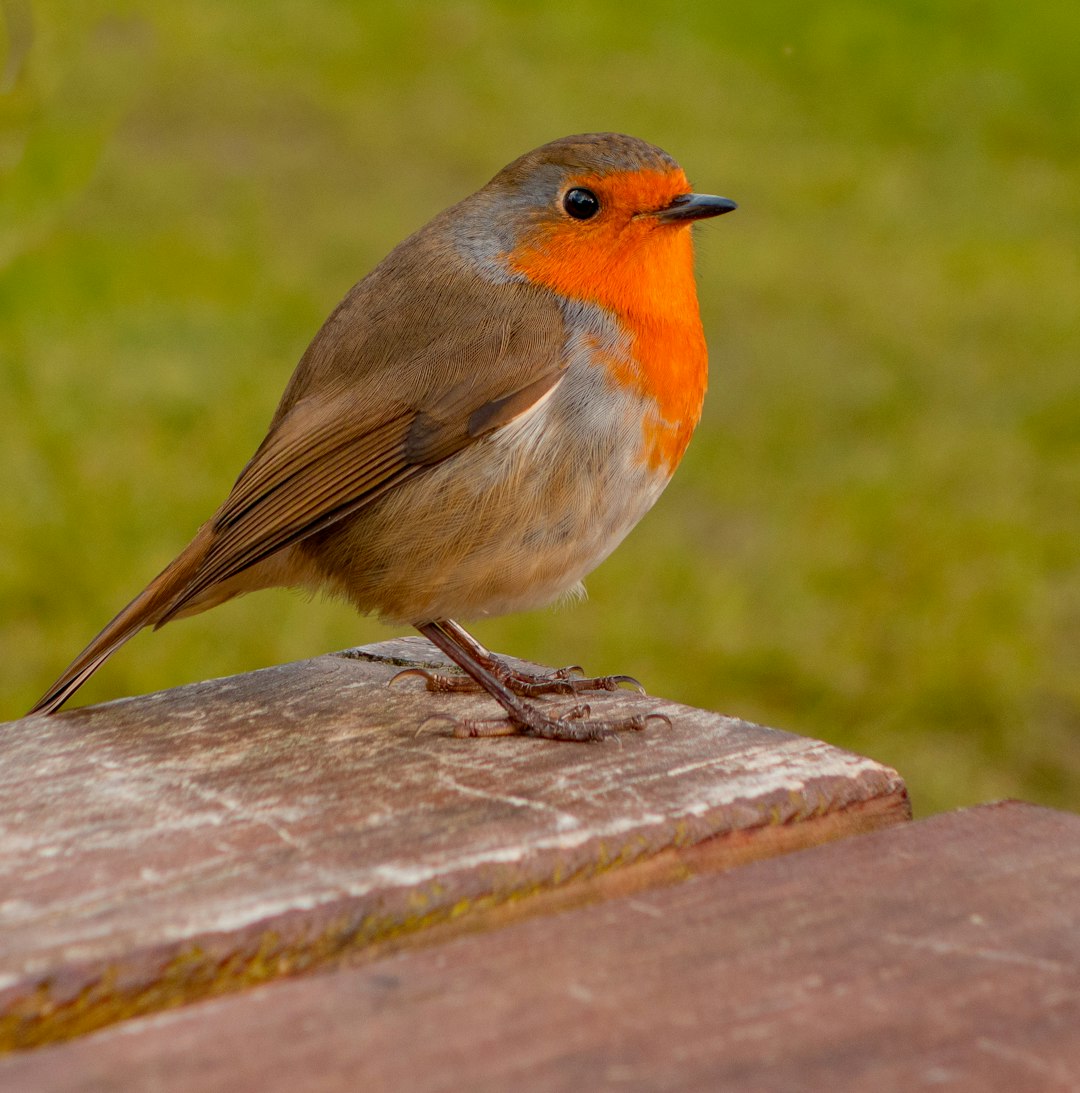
[29,133,736,739]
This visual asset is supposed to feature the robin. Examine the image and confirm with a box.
[29,133,736,740]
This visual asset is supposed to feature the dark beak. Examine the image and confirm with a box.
[655,193,738,223]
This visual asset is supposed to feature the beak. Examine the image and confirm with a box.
[654,193,738,223]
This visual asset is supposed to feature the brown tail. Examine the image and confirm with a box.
[27,528,214,717]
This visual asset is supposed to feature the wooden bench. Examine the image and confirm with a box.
[2,639,1075,1088]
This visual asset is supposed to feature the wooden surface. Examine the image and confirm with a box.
[2,801,1075,1092]
[0,638,908,1050]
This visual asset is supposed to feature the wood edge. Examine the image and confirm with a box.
[0,787,909,1054]
[353,785,913,957]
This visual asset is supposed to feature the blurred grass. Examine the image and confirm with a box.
[2,0,1077,815]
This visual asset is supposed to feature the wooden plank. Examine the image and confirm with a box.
[0,637,908,1050]
[1,802,1075,1092]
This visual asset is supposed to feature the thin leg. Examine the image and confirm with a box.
[413,620,666,742]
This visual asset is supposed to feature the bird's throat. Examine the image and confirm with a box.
[509,226,708,474]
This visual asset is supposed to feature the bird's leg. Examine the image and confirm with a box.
[391,617,644,698]
[408,620,666,742]
[441,619,649,696]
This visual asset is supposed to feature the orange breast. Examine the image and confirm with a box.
[507,169,708,474]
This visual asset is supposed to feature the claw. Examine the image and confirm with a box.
[561,703,591,721]
[603,674,647,695]
[390,667,474,693]
[390,667,432,688]
[415,712,460,736]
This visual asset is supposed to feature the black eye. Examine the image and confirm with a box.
[563,188,600,220]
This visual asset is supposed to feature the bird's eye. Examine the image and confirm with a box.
[562,188,600,220]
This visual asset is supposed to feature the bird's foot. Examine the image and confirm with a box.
[403,620,666,744]
[391,660,645,699]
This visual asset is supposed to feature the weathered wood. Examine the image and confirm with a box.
[2,802,1075,1092]
[0,638,908,1050]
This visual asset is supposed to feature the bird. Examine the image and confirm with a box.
[28,132,736,740]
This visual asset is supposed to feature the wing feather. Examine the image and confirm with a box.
[157,272,569,622]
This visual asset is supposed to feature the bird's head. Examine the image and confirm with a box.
[458,133,736,320]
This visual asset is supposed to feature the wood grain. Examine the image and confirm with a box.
[2,802,1074,1092]
[0,638,908,1050]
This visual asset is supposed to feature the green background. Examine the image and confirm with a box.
[3,1,1077,815]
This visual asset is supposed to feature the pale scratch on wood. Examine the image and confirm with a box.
[976,1036,1080,1088]
[882,932,1069,975]
[624,898,664,919]
[433,771,583,832]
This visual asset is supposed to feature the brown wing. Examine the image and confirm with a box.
[155,266,568,623]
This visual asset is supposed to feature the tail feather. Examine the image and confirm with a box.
[27,528,213,717]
